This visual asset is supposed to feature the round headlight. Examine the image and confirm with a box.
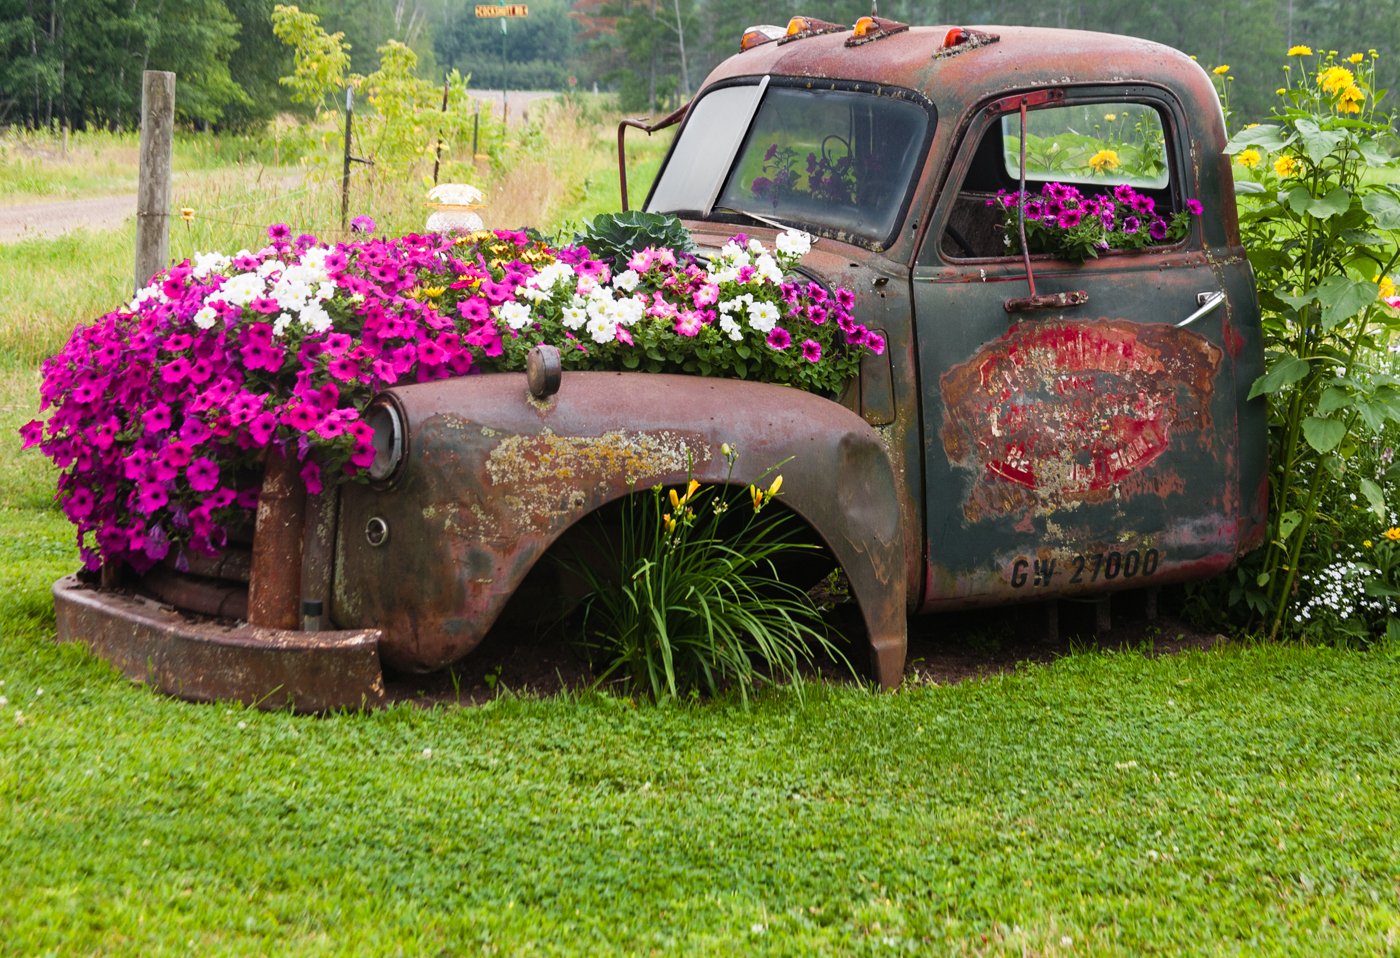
[366,399,405,483]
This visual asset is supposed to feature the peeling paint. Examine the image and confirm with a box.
[940,320,1221,521]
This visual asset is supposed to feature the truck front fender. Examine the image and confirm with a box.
[333,371,907,687]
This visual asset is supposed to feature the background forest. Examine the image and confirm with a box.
[2,0,1398,132]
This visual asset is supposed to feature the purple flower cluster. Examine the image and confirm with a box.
[22,225,877,573]
[991,183,1202,262]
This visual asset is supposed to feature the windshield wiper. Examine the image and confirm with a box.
[711,206,811,239]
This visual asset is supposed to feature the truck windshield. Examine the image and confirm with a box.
[648,84,931,246]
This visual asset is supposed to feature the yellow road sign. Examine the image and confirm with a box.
[474,4,527,15]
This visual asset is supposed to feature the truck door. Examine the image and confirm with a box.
[911,87,1264,610]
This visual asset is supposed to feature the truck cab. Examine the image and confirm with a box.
[639,19,1266,620]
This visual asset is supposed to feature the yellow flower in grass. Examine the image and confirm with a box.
[1274,154,1301,178]
[1213,64,1230,75]
[1103,113,1117,122]
[1088,149,1120,173]
[1348,52,1365,64]
[1378,275,1396,301]
[1235,148,1262,169]
[1365,539,1374,548]
[1318,65,1355,95]
[1385,527,1400,542]
[1288,45,1313,56]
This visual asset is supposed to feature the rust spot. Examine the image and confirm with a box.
[940,319,1221,521]
[485,429,708,528]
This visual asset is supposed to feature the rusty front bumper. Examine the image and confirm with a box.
[53,575,385,712]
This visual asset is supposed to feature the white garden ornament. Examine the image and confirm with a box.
[426,183,485,233]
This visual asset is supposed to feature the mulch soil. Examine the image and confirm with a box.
[385,587,1228,707]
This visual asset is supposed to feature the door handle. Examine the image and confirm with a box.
[1177,291,1225,328]
[1003,290,1089,313]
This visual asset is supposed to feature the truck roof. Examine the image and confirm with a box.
[704,24,1217,115]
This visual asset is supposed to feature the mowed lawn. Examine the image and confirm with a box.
[3,512,1398,956]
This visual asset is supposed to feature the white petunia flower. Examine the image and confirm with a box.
[192,305,218,330]
[753,253,783,285]
[616,296,646,326]
[586,315,616,343]
[561,304,588,330]
[775,228,812,258]
[746,300,780,333]
[191,251,230,279]
[718,314,744,341]
[219,273,264,307]
[301,302,332,333]
[613,269,640,292]
[499,301,533,330]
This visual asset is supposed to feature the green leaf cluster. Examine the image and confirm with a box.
[572,210,695,272]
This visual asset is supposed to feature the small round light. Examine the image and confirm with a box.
[366,399,405,483]
[365,517,390,548]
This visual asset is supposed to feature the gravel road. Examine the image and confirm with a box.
[0,194,135,244]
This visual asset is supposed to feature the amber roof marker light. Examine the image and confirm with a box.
[847,15,909,46]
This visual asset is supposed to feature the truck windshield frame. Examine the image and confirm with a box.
[647,79,935,249]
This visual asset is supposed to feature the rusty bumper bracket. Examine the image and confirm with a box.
[54,575,386,713]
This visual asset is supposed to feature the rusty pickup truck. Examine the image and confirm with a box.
[55,19,1266,709]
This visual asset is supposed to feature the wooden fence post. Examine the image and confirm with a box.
[134,71,175,293]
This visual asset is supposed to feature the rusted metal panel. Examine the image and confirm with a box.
[940,320,1222,521]
[54,575,385,712]
[248,451,305,630]
[143,567,249,620]
[332,372,907,687]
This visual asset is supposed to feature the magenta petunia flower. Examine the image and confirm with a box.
[800,339,822,363]
[187,457,220,493]
[142,403,173,434]
[135,482,169,514]
[767,327,792,350]
[284,404,320,432]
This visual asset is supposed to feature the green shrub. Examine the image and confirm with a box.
[1217,48,1400,639]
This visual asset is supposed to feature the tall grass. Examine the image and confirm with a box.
[0,126,298,200]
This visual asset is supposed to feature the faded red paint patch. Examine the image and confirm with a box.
[941,320,1221,521]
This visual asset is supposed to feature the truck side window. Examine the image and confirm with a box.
[937,101,1177,261]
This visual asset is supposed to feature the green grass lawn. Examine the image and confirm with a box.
[3,569,1399,955]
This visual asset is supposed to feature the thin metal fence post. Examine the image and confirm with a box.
[341,88,354,231]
